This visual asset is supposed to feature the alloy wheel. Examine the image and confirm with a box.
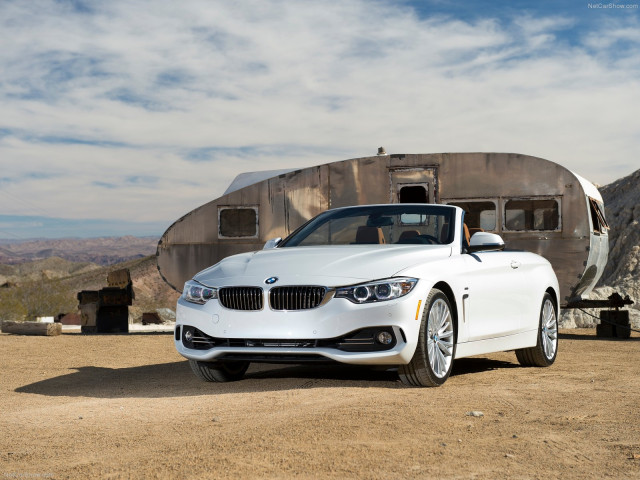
[427,298,454,378]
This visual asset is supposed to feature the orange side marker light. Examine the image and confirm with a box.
[415,300,422,320]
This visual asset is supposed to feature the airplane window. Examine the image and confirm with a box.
[219,207,258,238]
[448,201,497,231]
[504,199,559,231]
[506,208,526,230]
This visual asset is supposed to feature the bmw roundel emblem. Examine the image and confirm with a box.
[265,276,278,285]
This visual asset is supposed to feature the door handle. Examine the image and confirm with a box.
[510,260,521,269]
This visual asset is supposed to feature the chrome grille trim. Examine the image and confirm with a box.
[269,286,327,311]
[218,287,263,311]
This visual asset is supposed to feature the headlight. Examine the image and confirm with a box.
[335,277,417,304]
[183,280,217,305]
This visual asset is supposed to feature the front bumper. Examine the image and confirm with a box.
[174,289,425,365]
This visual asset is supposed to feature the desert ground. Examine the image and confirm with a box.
[1,329,639,479]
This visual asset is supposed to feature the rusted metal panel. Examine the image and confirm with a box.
[280,166,329,235]
[156,152,608,306]
[329,157,387,208]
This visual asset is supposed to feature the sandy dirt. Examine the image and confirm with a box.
[1,329,639,479]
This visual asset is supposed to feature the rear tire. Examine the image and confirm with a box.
[399,288,456,387]
[516,293,558,367]
[189,360,250,382]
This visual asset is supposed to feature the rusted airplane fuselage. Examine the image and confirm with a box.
[157,152,608,306]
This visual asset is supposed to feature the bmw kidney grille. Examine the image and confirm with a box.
[269,286,327,311]
[217,287,264,311]
[216,286,327,311]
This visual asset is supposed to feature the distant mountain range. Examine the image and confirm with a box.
[0,236,158,266]
[0,215,167,240]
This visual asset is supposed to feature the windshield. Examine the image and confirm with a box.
[280,204,456,247]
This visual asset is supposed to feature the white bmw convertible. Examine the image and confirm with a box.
[175,204,559,387]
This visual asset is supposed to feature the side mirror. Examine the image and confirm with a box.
[467,232,505,253]
[263,237,282,249]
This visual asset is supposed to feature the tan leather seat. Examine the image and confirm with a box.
[463,224,471,246]
[355,226,386,244]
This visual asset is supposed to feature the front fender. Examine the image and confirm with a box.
[397,259,470,344]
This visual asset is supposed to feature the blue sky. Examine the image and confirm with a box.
[0,0,638,239]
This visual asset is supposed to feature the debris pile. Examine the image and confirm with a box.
[77,269,134,333]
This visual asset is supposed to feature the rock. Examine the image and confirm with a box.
[156,308,176,323]
[466,411,484,417]
[129,306,142,323]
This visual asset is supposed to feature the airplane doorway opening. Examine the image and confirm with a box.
[399,185,428,203]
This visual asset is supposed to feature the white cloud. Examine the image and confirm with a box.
[0,0,638,235]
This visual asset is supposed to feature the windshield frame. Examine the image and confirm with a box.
[278,204,457,248]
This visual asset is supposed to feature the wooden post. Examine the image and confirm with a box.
[1,321,62,336]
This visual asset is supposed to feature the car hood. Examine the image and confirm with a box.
[193,245,452,287]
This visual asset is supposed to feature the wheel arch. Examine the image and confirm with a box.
[432,281,458,343]
[545,286,559,314]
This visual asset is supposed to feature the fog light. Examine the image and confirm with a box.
[376,331,393,345]
[184,330,193,342]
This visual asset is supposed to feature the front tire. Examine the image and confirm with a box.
[516,293,558,367]
[399,288,456,387]
[189,360,250,382]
